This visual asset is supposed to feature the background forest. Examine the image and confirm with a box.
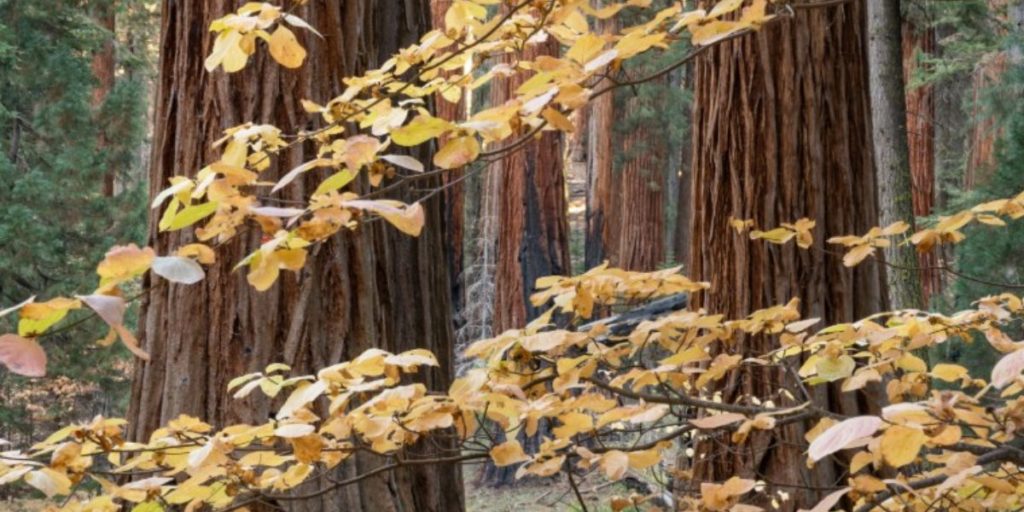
[4,0,1024,510]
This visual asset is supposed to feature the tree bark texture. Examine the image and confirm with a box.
[431,0,467,318]
[128,2,463,511]
[902,21,941,300]
[490,38,571,333]
[868,0,922,310]
[90,0,116,196]
[614,80,668,271]
[689,2,886,508]
[673,66,694,268]
[584,18,619,270]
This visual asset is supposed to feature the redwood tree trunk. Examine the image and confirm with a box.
[431,0,467,318]
[689,2,885,508]
[491,38,571,333]
[584,19,618,270]
[614,80,668,271]
[90,0,116,196]
[128,2,462,511]
[902,21,941,300]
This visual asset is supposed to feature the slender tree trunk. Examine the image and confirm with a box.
[673,67,694,268]
[902,20,941,300]
[614,80,668,271]
[868,0,922,310]
[689,2,885,508]
[431,0,467,321]
[584,18,618,269]
[491,38,571,333]
[90,0,116,196]
[128,2,463,511]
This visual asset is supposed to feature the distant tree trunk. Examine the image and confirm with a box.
[868,0,922,310]
[90,0,116,196]
[491,38,571,333]
[585,18,618,269]
[673,68,694,268]
[689,2,885,508]
[614,80,668,271]
[431,0,467,319]
[902,20,941,300]
[128,2,463,511]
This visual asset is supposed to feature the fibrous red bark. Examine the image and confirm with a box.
[129,2,462,510]
[490,37,571,333]
[902,21,942,300]
[689,2,885,508]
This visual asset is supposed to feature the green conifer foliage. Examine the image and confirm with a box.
[0,0,151,439]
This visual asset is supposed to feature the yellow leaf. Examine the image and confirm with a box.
[165,202,219,231]
[707,0,744,19]
[344,199,425,236]
[268,26,306,68]
[566,33,605,65]
[930,363,967,383]
[490,440,529,467]
[177,243,216,265]
[24,468,71,497]
[390,114,453,146]
[879,425,926,468]
[18,297,81,337]
[841,244,875,267]
[97,244,155,287]
[433,136,480,169]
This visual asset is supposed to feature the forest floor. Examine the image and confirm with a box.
[463,462,654,511]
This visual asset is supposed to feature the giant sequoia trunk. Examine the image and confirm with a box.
[491,38,571,333]
[128,2,462,511]
[688,2,885,507]
[584,19,618,270]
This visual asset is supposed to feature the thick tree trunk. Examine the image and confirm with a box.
[902,21,941,300]
[868,0,922,310]
[128,2,463,511]
[491,38,571,333]
[90,1,116,196]
[689,2,885,508]
[614,81,667,271]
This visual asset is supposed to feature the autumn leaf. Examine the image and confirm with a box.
[879,425,926,468]
[151,256,206,285]
[490,440,529,467]
[0,334,47,377]
[807,416,882,462]
[343,200,425,236]
[390,114,453,146]
[434,136,480,169]
[79,294,149,360]
[269,26,306,68]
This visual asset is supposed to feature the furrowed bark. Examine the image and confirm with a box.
[615,78,668,271]
[129,2,462,510]
[868,0,923,310]
[431,0,467,318]
[902,20,941,300]
[689,2,885,508]
[490,37,571,333]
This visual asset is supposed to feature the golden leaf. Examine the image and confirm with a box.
[268,26,306,68]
